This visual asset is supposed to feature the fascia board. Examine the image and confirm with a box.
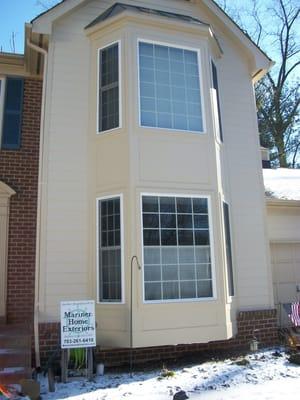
[31,0,85,34]
[199,0,273,75]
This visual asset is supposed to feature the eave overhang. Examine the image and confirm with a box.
[266,198,300,208]
[85,9,223,58]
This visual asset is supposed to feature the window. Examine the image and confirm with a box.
[98,42,120,132]
[0,78,5,137]
[139,41,204,132]
[0,77,24,149]
[142,195,214,302]
[211,61,223,141]
[223,202,234,296]
[97,196,123,303]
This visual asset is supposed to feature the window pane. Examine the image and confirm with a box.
[99,43,119,132]
[178,230,194,245]
[144,247,161,265]
[143,214,159,228]
[161,230,177,246]
[144,265,161,282]
[163,282,179,300]
[197,280,213,297]
[177,214,193,228]
[161,247,178,264]
[180,281,196,299]
[160,197,176,213]
[193,198,208,214]
[194,215,209,229]
[139,42,203,132]
[177,198,192,213]
[160,213,176,228]
[143,196,159,212]
[180,264,196,280]
[162,264,178,281]
[196,264,212,280]
[98,198,122,302]
[143,229,160,246]
[142,195,213,301]
[145,282,162,301]
[195,230,210,245]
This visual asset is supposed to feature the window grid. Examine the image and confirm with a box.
[98,197,122,303]
[99,43,119,132]
[139,42,203,133]
[142,196,213,301]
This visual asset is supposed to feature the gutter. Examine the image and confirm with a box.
[266,198,300,208]
[26,35,48,369]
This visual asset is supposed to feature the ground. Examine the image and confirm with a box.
[31,347,300,399]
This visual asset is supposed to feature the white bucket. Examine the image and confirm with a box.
[96,363,104,376]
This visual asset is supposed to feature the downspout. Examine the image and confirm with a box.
[27,36,48,369]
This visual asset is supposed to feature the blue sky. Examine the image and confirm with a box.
[0,0,266,54]
[0,1,60,53]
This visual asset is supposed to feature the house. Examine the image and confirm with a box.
[1,0,298,373]
[263,167,300,325]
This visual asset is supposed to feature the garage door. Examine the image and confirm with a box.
[271,243,300,306]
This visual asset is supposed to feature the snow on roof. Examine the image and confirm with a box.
[263,168,300,201]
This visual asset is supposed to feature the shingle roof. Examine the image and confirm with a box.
[85,2,208,30]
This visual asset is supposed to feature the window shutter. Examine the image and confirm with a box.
[223,202,234,296]
[211,61,223,142]
[2,77,24,149]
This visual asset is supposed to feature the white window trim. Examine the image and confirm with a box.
[97,40,122,134]
[0,76,6,145]
[137,38,207,135]
[96,193,125,304]
[140,192,217,304]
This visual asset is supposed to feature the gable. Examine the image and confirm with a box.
[30,0,272,80]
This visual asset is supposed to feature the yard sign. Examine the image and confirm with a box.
[60,300,96,349]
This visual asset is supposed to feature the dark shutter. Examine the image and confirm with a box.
[2,77,24,149]
[211,61,223,142]
[223,202,234,296]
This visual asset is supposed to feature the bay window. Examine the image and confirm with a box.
[138,41,204,133]
[142,195,214,302]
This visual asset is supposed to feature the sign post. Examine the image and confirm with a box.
[60,300,96,381]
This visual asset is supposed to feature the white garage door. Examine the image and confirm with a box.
[271,243,300,306]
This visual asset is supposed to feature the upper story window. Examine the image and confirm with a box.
[138,41,204,133]
[0,77,24,150]
[98,42,120,133]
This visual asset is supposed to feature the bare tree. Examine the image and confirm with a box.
[216,0,300,167]
[35,0,60,10]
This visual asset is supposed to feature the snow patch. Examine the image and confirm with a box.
[263,168,300,201]
[30,348,300,400]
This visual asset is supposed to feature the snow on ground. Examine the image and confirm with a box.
[31,348,300,400]
[263,168,300,201]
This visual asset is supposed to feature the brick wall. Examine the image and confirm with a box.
[39,309,278,367]
[0,78,42,324]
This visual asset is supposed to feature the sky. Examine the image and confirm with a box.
[0,0,60,53]
[0,0,256,54]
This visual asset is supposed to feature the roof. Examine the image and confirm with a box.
[209,0,272,62]
[30,0,271,63]
[85,3,208,30]
[263,168,300,201]
[31,0,65,23]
